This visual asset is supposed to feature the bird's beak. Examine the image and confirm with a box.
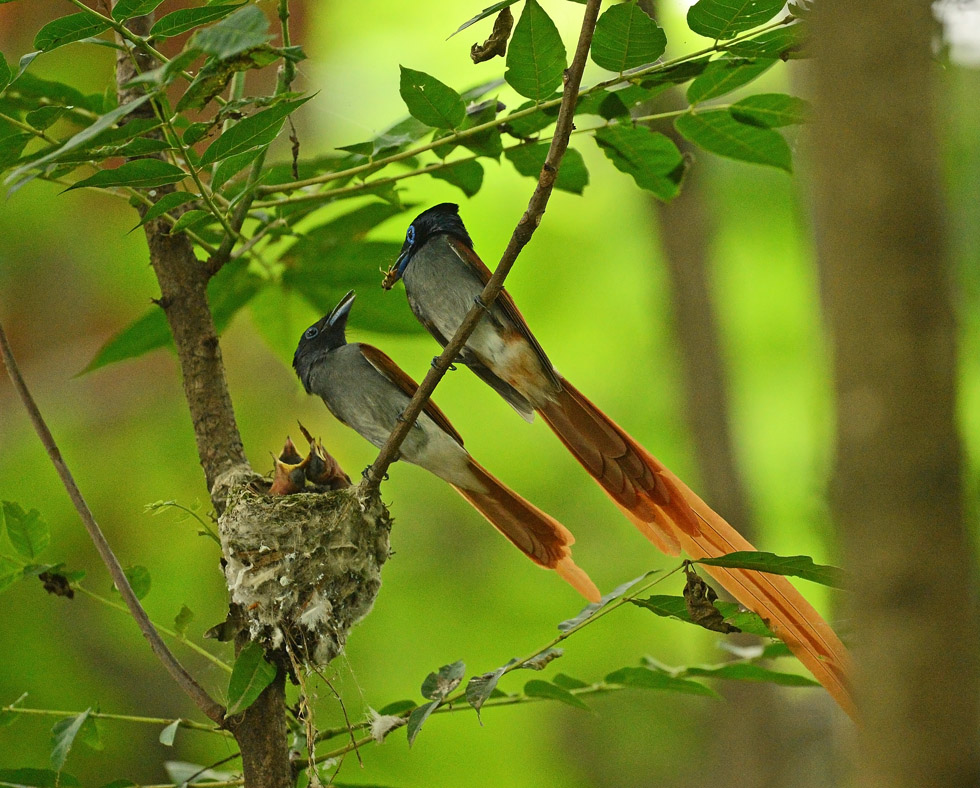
[327,290,356,328]
[383,248,409,291]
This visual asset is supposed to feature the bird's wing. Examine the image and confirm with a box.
[446,236,561,391]
[358,343,466,446]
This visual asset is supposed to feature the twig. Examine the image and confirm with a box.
[0,321,226,725]
[360,0,604,491]
[255,17,789,199]
[74,585,233,673]
[0,705,230,735]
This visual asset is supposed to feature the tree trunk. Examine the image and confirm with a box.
[114,10,292,787]
[811,2,980,785]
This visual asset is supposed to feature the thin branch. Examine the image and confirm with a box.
[0,321,226,725]
[74,585,233,673]
[0,705,230,736]
[360,0,604,491]
[255,17,788,199]
[248,107,696,212]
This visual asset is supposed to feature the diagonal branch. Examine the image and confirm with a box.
[0,321,226,725]
[361,0,604,491]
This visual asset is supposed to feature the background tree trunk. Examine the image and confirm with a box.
[811,1,980,785]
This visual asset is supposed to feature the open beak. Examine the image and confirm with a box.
[327,290,356,328]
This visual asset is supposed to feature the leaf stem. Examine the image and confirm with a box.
[255,18,788,198]
[74,585,233,673]
[0,704,230,735]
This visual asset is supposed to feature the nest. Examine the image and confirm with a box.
[212,467,391,671]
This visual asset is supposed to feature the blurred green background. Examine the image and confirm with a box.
[1,1,978,785]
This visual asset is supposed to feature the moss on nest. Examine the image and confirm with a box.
[214,469,391,670]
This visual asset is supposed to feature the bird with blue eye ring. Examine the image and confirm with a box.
[377,202,855,717]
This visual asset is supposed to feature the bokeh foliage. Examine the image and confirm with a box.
[0,0,977,786]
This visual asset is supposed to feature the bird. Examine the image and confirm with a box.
[382,203,854,717]
[297,421,352,490]
[269,436,309,495]
[292,290,600,603]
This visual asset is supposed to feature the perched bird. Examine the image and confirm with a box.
[297,422,352,490]
[292,290,600,602]
[269,436,309,495]
[383,203,854,717]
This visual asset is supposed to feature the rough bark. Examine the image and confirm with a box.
[115,12,291,788]
[811,2,980,786]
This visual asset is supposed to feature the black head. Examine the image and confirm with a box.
[292,290,355,392]
[387,203,473,286]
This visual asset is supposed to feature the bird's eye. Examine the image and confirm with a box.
[406,225,415,245]
[304,326,319,340]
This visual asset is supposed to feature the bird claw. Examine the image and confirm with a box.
[432,357,457,371]
[473,295,492,314]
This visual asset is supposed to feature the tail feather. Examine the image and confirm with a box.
[665,468,855,718]
[537,377,854,717]
[538,377,701,550]
[453,460,601,603]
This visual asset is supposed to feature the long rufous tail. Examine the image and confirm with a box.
[452,459,600,603]
[539,377,854,718]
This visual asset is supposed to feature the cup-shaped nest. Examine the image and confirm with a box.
[215,470,391,670]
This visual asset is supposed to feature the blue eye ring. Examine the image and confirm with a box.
[304,326,319,340]
[406,225,415,245]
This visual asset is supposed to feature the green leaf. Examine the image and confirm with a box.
[429,159,483,197]
[420,660,465,701]
[120,565,151,600]
[725,23,808,58]
[687,0,786,40]
[377,699,417,715]
[593,124,685,200]
[226,642,277,715]
[695,551,850,589]
[2,502,49,560]
[590,2,666,73]
[466,660,517,718]
[134,191,197,229]
[398,66,465,130]
[674,109,791,170]
[505,0,566,100]
[0,692,26,728]
[0,52,10,94]
[406,700,437,747]
[77,715,103,751]
[552,673,588,690]
[0,768,80,788]
[34,14,110,52]
[0,556,23,594]
[67,159,187,191]
[558,570,659,633]
[730,93,812,127]
[524,679,589,710]
[159,718,181,746]
[81,259,262,374]
[684,662,820,687]
[169,209,214,236]
[50,709,90,772]
[686,57,777,104]
[632,594,775,638]
[5,94,153,185]
[605,667,719,697]
[112,0,166,21]
[452,1,520,36]
[199,95,311,166]
[174,604,195,637]
[505,143,588,194]
[26,106,68,131]
[190,5,272,60]
[176,47,279,111]
[150,4,247,39]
